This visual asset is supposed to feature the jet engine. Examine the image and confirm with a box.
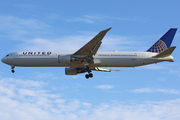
[58,55,78,64]
[65,67,78,75]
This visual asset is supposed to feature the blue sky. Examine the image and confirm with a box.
[0,0,180,120]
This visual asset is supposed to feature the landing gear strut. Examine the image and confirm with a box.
[11,65,15,73]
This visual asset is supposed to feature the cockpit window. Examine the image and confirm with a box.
[6,54,9,57]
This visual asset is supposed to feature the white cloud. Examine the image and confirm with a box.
[85,99,180,120]
[67,14,104,24]
[16,36,92,51]
[16,33,138,52]
[0,15,147,52]
[67,14,151,24]
[0,77,180,120]
[110,16,151,23]
[0,15,50,40]
[82,102,92,108]
[131,87,153,93]
[0,16,47,33]
[99,35,136,51]
[96,85,114,90]
[0,85,15,97]
[130,87,179,94]
[35,72,58,80]
[0,77,45,88]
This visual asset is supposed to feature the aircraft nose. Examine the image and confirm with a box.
[1,57,6,63]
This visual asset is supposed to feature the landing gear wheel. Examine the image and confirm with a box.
[11,70,15,73]
[89,73,93,78]
[85,73,93,79]
[85,74,89,79]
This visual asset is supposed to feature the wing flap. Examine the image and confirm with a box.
[93,67,120,72]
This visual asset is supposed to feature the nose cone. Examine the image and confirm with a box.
[1,58,4,63]
[1,57,7,64]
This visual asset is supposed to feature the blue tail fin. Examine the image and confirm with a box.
[147,28,177,53]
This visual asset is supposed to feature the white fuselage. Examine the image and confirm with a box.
[1,51,174,68]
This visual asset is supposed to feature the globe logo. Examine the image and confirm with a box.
[147,40,167,53]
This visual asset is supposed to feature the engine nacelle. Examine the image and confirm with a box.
[58,55,78,64]
[65,67,77,75]
[58,55,71,63]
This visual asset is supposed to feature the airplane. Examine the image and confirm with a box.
[1,28,177,79]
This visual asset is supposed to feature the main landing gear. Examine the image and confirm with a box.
[11,65,15,73]
[84,66,93,79]
[85,73,93,79]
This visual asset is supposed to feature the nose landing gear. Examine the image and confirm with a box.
[11,65,15,73]
[11,70,15,73]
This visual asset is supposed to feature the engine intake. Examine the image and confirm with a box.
[65,67,77,75]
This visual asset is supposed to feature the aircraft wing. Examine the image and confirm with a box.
[73,28,111,57]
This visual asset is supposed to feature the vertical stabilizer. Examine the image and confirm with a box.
[147,28,177,53]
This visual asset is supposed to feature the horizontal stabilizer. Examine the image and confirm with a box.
[168,59,174,62]
[153,46,176,58]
